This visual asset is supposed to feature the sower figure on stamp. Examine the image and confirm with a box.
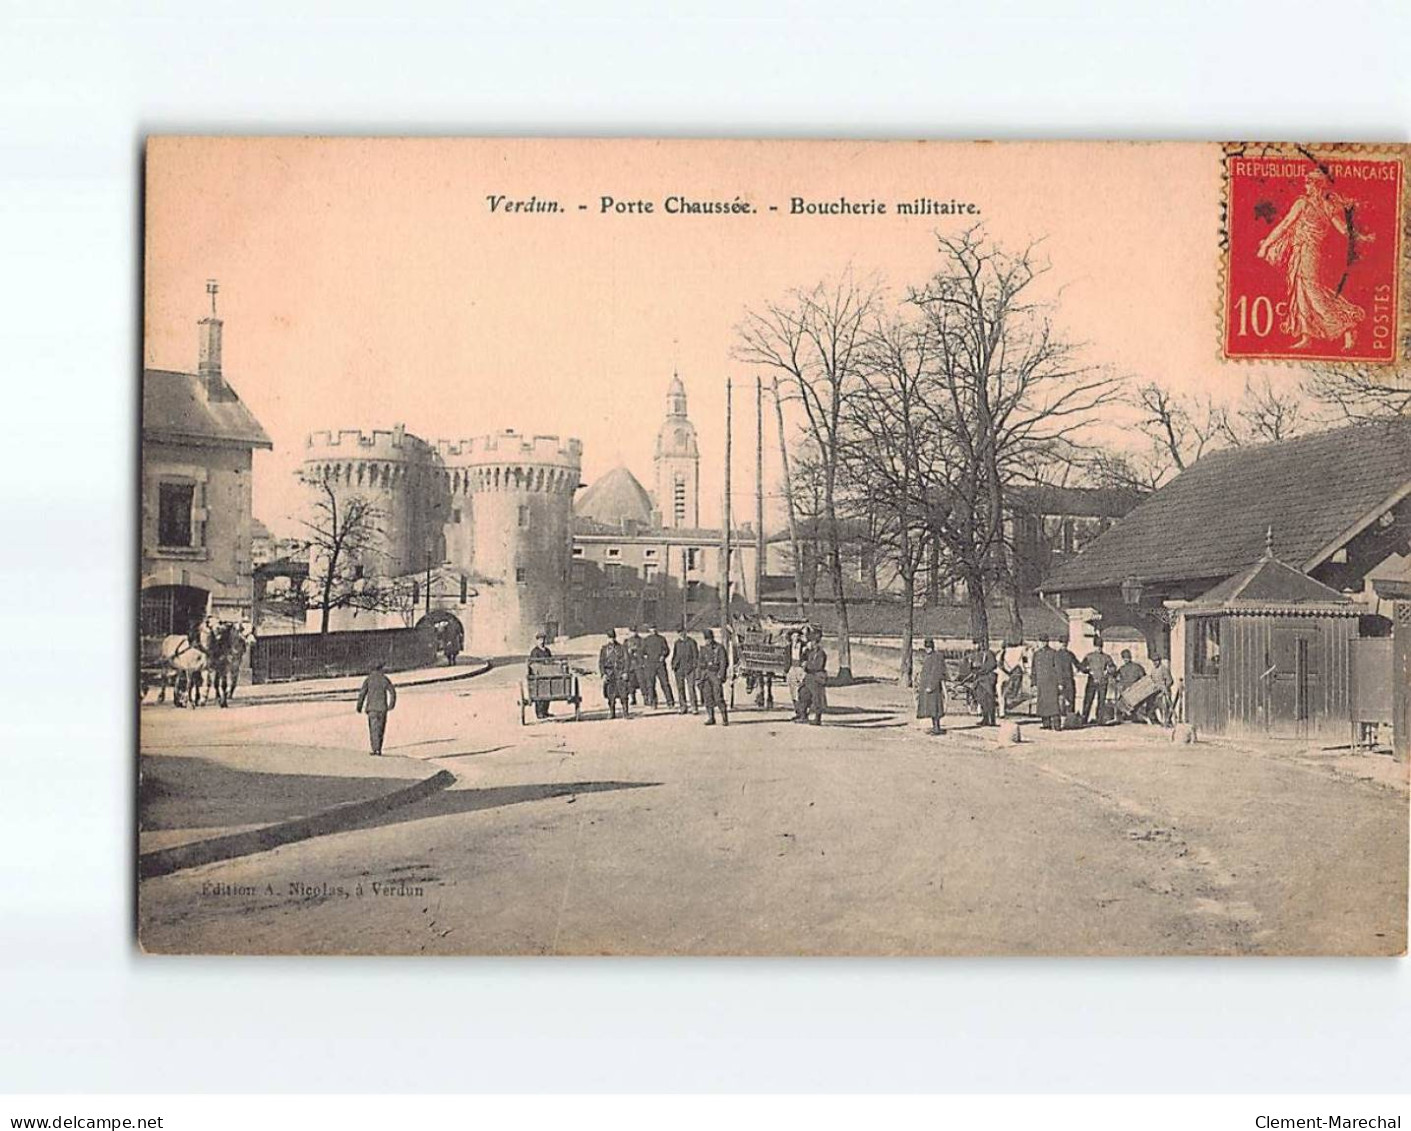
[671,627,700,714]
[696,628,730,727]
[916,638,947,736]
[598,629,631,720]
[356,661,398,756]
[641,624,675,709]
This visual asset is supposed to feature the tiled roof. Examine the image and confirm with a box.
[142,368,272,449]
[1185,554,1358,615]
[1041,418,1411,593]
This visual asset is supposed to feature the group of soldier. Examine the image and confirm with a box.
[531,622,830,727]
[916,632,1178,734]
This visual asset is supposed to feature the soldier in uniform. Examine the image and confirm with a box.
[1032,633,1061,730]
[793,629,829,726]
[915,638,947,735]
[624,627,645,706]
[697,628,730,726]
[640,624,674,709]
[598,629,631,719]
[1055,638,1079,727]
[967,637,999,727]
[671,627,700,714]
[1079,635,1116,726]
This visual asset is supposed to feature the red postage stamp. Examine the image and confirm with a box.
[1224,148,1403,363]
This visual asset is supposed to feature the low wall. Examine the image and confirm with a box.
[250,626,439,684]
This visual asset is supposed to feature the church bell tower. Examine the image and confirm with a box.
[654,372,700,529]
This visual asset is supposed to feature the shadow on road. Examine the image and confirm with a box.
[139,755,411,831]
[347,779,661,834]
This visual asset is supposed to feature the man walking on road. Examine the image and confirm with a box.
[671,627,700,714]
[355,661,398,756]
[697,628,730,726]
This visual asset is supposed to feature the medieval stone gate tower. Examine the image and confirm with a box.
[300,424,580,653]
[438,430,582,652]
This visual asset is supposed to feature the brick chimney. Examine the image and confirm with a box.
[199,278,230,400]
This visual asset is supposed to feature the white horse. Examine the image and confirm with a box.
[157,632,210,707]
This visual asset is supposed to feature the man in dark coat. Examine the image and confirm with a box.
[793,631,829,726]
[671,627,700,714]
[527,631,554,719]
[1031,633,1061,730]
[696,628,730,726]
[1079,636,1116,726]
[1055,638,1079,726]
[598,629,631,719]
[640,624,674,709]
[915,638,947,735]
[355,661,398,755]
[967,637,999,727]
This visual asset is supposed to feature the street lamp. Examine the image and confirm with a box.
[1121,574,1144,607]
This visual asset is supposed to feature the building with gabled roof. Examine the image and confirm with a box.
[1038,419,1411,747]
[140,283,272,638]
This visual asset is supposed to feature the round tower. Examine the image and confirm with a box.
[654,372,700,528]
[452,430,582,652]
[299,424,443,583]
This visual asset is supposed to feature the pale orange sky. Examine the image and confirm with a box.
[144,138,1297,536]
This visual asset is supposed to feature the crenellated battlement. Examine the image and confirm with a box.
[437,430,582,466]
[304,423,437,463]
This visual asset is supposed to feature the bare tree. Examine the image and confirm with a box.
[1108,375,1309,489]
[301,474,399,634]
[1305,363,1411,423]
[737,273,883,681]
[1237,375,1307,442]
[840,309,943,685]
[909,228,1122,645]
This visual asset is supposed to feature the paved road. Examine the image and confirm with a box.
[138,663,1407,956]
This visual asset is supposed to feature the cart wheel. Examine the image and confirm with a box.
[519,682,527,726]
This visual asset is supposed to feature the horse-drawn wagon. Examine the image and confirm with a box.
[518,658,582,724]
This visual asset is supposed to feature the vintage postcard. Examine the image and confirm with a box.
[139,138,1410,955]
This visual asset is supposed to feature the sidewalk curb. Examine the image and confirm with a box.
[138,768,458,880]
[236,659,494,706]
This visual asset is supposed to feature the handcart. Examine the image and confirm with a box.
[519,658,581,725]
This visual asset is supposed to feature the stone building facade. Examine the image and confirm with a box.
[140,285,272,638]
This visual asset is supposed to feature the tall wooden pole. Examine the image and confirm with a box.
[755,376,765,616]
[773,377,806,616]
[721,380,732,643]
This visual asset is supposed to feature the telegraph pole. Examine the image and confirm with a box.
[755,376,765,617]
[720,380,732,643]
[773,377,806,616]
